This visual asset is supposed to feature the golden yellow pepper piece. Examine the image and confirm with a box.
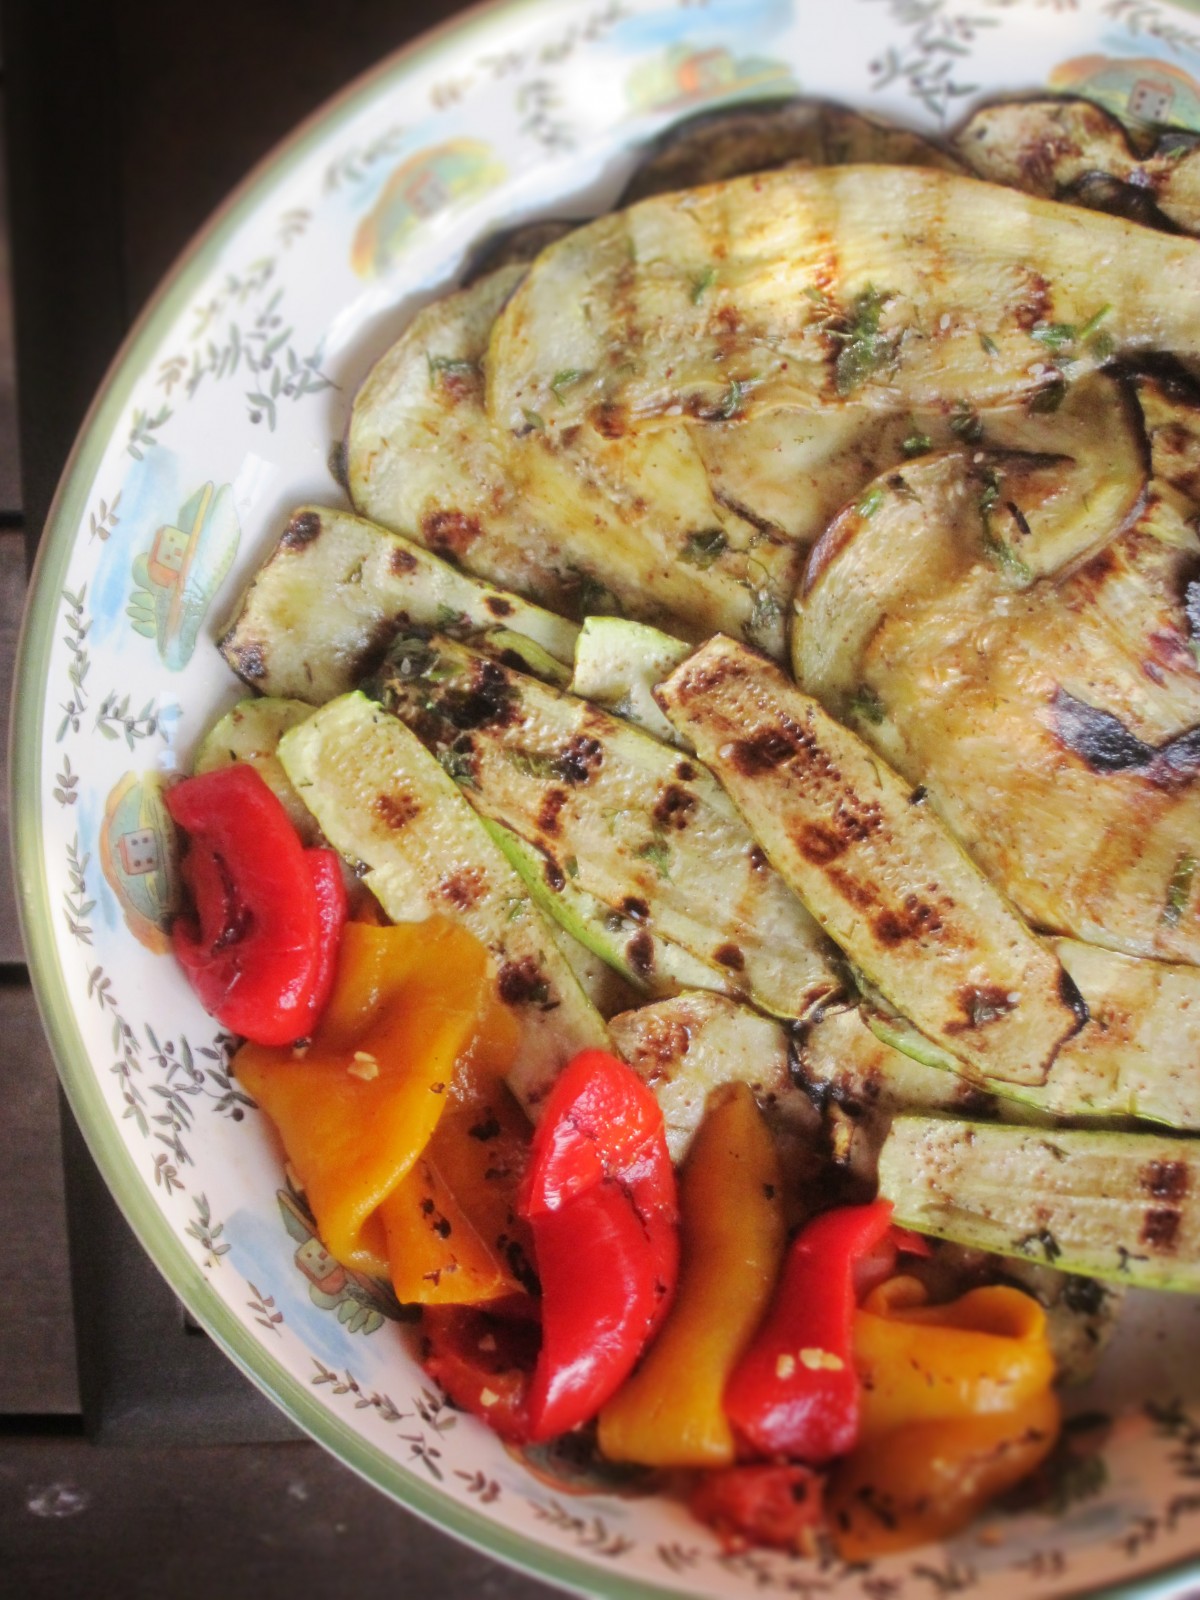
[828,1276,1060,1558]
[597,1082,786,1467]
[234,918,499,1276]
[380,1079,533,1306]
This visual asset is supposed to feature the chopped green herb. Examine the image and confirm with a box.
[680,528,729,568]
[435,603,467,631]
[1031,321,1077,352]
[427,354,478,387]
[550,368,587,402]
[521,408,546,432]
[690,264,718,304]
[564,855,580,879]
[1164,853,1197,928]
[804,284,831,308]
[1088,329,1116,363]
[950,405,983,445]
[1016,1227,1062,1265]
[637,835,672,879]
[1077,305,1112,342]
[850,684,886,725]
[506,748,566,782]
[833,286,898,397]
[715,378,747,421]
[856,486,885,519]
[1029,377,1067,414]
[902,429,932,459]
[983,530,1033,583]
[979,333,1000,357]
[438,748,478,789]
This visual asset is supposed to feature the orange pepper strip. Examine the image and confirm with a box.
[828,1390,1060,1559]
[597,1083,786,1467]
[234,918,496,1277]
[380,1075,533,1306]
[827,1277,1060,1558]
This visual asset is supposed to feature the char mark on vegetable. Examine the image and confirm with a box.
[589,401,629,439]
[947,984,1017,1033]
[538,788,568,837]
[1140,1159,1190,1201]
[445,660,519,732]
[626,932,656,978]
[440,868,486,910]
[227,639,267,681]
[873,894,944,948]
[558,735,603,786]
[485,594,514,617]
[1052,688,1200,783]
[714,943,745,971]
[1141,1208,1182,1251]
[374,791,421,830]
[388,547,418,576]
[421,508,483,560]
[280,509,323,549]
[497,957,553,1009]
[652,784,696,831]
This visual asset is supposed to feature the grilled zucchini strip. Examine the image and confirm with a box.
[372,634,840,1022]
[868,938,1200,1131]
[482,818,733,1003]
[277,692,610,1115]
[570,617,692,747]
[657,636,1083,1086]
[220,505,577,704]
[608,991,818,1166]
[487,165,1200,430]
[879,1117,1200,1291]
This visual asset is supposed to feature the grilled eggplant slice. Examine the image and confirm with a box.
[657,636,1084,1086]
[487,165,1200,430]
[277,691,610,1114]
[813,484,1200,964]
[219,504,577,703]
[372,633,840,1022]
[702,370,1145,556]
[955,96,1200,236]
[878,1117,1200,1291]
[794,377,1149,708]
[621,97,963,205]
[348,265,797,654]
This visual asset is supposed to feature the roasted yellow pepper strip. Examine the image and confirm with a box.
[380,1074,532,1306]
[597,1082,786,1467]
[855,1278,1056,1438]
[828,1276,1060,1558]
[234,918,497,1276]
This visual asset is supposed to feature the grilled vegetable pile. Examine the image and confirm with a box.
[183,93,1200,1556]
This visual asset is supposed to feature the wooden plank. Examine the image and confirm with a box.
[0,530,25,963]
[0,95,22,517]
[0,1437,565,1600]
[0,980,79,1414]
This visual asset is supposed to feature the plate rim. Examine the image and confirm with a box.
[9,1,1200,1594]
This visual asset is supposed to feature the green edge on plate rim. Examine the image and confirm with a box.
[7,0,1200,1594]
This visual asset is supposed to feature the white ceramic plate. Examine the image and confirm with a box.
[14,1,1200,1594]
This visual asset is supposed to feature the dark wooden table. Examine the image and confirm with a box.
[0,3,564,1593]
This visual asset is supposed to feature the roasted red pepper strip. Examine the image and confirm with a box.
[168,764,346,1046]
[519,1049,679,1442]
[724,1200,894,1463]
[421,1299,539,1444]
